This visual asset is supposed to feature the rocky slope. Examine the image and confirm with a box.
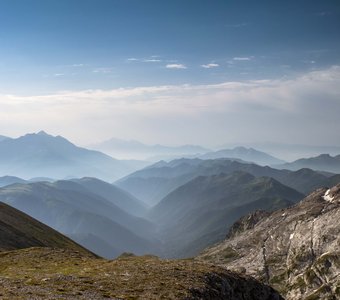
[0,202,91,255]
[0,247,282,299]
[199,184,340,300]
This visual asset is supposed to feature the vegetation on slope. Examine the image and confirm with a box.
[0,247,282,300]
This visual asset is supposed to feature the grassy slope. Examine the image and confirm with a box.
[0,202,92,256]
[0,247,282,300]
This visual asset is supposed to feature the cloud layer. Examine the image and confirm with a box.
[0,66,339,147]
[201,63,219,69]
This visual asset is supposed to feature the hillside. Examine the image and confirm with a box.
[0,202,91,255]
[149,171,304,258]
[0,131,139,181]
[117,158,335,205]
[0,247,283,299]
[71,177,148,216]
[0,181,160,258]
[199,184,340,300]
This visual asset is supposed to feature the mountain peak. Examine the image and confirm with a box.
[37,130,49,136]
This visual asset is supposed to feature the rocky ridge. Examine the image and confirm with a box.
[199,184,340,300]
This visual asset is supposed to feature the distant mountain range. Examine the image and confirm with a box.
[199,146,285,166]
[199,184,340,300]
[0,135,9,142]
[0,179,159,258]
[0,131,146,181]
[0,176,27,187]
[243,142,340,161]
[276,153,340,173]
[90,137,210,160]
[0,201,91,255]
[148,171,303,258]
[117,158,339,206]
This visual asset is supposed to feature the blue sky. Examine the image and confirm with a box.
[0,0,340,149]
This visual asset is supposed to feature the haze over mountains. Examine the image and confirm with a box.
[117,157,340,206]
[0,131,339,299]
[91,137,210,160]
[0,197,283,299]
[0,179,159,258]
[199,147,285,166]
[149,171,303,258]
[0,131,146,182]
[277,153,340,174]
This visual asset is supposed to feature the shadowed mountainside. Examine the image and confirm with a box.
[0,180,160,258]
[71,177,148,217]
[149,171,304,258]
[0,202,91,256]
[117,158,338,205]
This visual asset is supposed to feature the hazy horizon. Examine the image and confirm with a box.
[1,0,339,148]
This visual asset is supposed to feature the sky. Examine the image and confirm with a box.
[0,0,340,148]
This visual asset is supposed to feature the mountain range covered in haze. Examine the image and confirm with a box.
[0,131,339,299]
[277,153,340,174]
[0,178,158,258]
[116,157,340,205]
[148,171,303,258]
[90,137,210,160]
[0,199,285,299]
[0,131,148,182]
[199,146,285,166]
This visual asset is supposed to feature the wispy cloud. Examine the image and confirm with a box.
[225,22,250,28]
[314,11,332,17]
[54,73,65,77]
[143,59,162,63]
[233,57,252,61]
[166,64,187,69]
[201,63,219,69]
[72,64,84,67]
[93,68,112,74]
[127,57,162,63]
[1,66,339,146]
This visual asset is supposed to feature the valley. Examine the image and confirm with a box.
[0,132,339,299]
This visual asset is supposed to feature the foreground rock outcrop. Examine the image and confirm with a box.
[0,247,282,299]
[199,184,340,300]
